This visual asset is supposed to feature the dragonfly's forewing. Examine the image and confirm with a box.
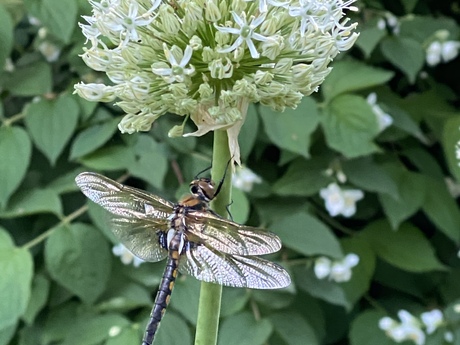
[179,245,291,289]
[75,172,173,262]
[185,210,281,256]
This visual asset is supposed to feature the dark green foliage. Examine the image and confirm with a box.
[1,1,460,345]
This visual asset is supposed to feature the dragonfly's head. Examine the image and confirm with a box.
[189,178,216,202]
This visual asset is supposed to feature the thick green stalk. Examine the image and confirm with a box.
[194,130,232,345]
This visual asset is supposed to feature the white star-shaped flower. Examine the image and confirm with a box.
[215,11,269,59]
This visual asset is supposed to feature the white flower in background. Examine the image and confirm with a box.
[38,41,61,62]
[379,310,425,345]
[367,93,393,132]
[314,253,359,283]
[421,309,443,334]
[314,257,332,279]
[329,253,359,282]
[379,309,448,345]
[3,58,14,72]
[232,165,262,192]
[426,40,460,66]
[445,177,460,198]
[454,304,460,313]
[444,331,454,343]
[377,12,399,34]
[75,0,359,164]
[112,243,145,267]
[319,183,364,217]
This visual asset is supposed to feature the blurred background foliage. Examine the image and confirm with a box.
[1,0,460,344]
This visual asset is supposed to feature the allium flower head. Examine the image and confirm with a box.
[75,0,359,163]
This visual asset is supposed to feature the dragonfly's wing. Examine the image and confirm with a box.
[179,245,291,289]
[75,172,173,262]
[185,211,281,256]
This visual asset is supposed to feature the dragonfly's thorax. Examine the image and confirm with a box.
[166,212,188,255]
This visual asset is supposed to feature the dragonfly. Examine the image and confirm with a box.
[75,170,291,345]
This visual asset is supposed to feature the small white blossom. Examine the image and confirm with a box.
[319,183,364,217]
[314,253,359,282]
[38,41,61,62]
[420,309,443,334]
[367,93,393,132]
[152,44,195,83]
[454,304,460,313]
[232,165,262,192]
[441,41,460,62]
[444,331,454,343]
[215,11,269,59]
[112,243,145,267]
[314,257,332,279]
[379,310,425,345]
[108,325,122,337]
[426,40,460,66]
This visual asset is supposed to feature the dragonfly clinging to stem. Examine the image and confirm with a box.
[75,167,290,345]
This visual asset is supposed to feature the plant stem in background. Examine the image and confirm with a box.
[194,130,232,345]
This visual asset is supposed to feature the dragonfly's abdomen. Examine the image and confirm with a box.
[142,228,183,345]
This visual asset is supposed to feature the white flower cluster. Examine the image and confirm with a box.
[319,182,364,217]
[112,243,145,267]
[232,165,262,192]
[314,253,359,282]
[425,30,460,67]
[376,12,399,35]
[366,92,393,132]
[379,309,451,345]
[75,0,359,162]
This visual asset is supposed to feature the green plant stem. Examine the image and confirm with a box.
[194,130,232,345]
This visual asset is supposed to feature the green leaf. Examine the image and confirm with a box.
[342,158,398,199]
[378,167,426,229]
[23,0,77,43]
[45,223,112,304]
[0,126,32,207]
[359,220,446,272]
[46,168,86,195]
[105,327,140,345]
[0,323,16,345]
[270,312,319,345]
[380,36,425,84]
[321,60,394,102]
[22,274,50,325]
[218,312,273,345]
[422,177,460,242]
[0,228,34,329]
[154,312,192,345]
[442,116,460,182]
[350,310,394,345]
[25,94,79,165]
[0,5,13,69]
[61,313,130,345]
[260,97,319,157]
[70,118,119,160]
[79,145,136,171]
[129,135,168,189]
[294,266,350,310]
[272,157,331,197]
[5,60,52,96]
[220,287,249,318]
[0,188,62,218]
[340,238,376,306]
[355,26,386,58]
[168,277,200,326]
[321,94,380,158]
[271,212,343,259]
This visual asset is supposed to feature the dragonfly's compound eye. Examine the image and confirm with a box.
[190,184,199,195]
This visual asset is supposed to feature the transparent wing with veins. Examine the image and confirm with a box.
[75,172,173,262]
